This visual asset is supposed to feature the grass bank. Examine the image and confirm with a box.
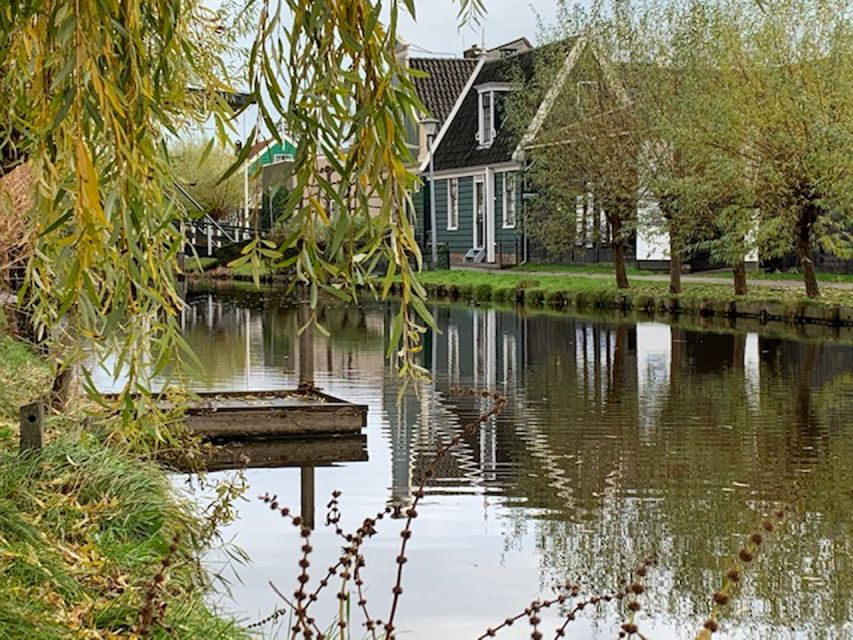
[514,262,853,283]
[0,336,246,639]
[415,270,853,326]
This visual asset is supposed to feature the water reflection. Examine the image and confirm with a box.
[180,286,853,639]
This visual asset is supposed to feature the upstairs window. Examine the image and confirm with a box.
[480,92,493,146]
[477,83,511,148]
[502,173,517,228]
[447,178,459,230]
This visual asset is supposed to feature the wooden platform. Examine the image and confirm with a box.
[174,389,368,439]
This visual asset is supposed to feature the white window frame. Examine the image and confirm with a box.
[447,178,459,231]
[479,91,494,147]
[502,172,517,229]
[273,153,294,163]
[476,84,512,149]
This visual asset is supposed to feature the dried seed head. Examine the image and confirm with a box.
[630,583,645,595]
[713,592,730,606]
[628,601,641,612]
[704,619,720,632]
[739,549,754,563]
[726,569,741,583]
[750,532,764,546]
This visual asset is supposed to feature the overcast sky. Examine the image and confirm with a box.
[396,0,568,57]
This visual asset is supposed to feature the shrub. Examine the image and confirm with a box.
[474,283,494,301]
[526,289,545,305]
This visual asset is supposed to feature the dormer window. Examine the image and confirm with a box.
[476,83,511,148]
[480,92,493,146]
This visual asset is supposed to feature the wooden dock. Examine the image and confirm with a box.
[169,389,368,439]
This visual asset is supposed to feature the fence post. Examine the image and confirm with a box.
[206,224,213,256]
[19,401,44,452]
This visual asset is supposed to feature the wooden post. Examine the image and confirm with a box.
[19,402,44,452]
[300,466,315,530]
[298,291,314,390]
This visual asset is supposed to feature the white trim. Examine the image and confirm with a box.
[476,82,512,93]
[429,162,519,181]
[446,178,459,231]
[512,36,586,162]
[418,57,487,174]
[247,132,300,167]
[485,167,496,262]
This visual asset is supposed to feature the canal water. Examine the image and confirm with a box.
[171,285,853,639]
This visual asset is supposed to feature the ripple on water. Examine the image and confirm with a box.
[151,289,853,639]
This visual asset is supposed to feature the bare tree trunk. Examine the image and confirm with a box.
[611,217,630,290]
[50,318,77,411]
[796,206,820,299]
[797,235,820,299]
[669,232,682,295]
[732,259,748,296]
[51,366,76,411]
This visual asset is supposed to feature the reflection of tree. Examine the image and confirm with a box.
[496,324,853,637]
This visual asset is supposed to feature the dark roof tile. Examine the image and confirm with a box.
[409,57,479,125]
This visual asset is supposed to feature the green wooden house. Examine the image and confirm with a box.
[413,38,587,266]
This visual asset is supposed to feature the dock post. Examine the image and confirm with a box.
[19,401,44,452]
[298,291,314,390]
[301,466,316,530]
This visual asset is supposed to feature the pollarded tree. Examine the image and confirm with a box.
[512,7,641,290]
[679,0,853,298]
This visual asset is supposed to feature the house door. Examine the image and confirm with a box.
[474,177,486,249]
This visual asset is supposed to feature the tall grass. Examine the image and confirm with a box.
[0,435,247,639]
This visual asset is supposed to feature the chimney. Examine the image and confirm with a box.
[463,44,483,59]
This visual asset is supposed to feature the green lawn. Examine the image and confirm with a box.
[512,262,653,276]
[512,262,853,283]
[418,269,853,309]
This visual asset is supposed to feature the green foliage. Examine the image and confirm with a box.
[526,0,853,299]
[474,283,494,301]
[0,0,255,426]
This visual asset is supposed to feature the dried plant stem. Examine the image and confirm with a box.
[695,506,790,640]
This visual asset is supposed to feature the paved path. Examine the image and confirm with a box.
[453,267,853,291]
